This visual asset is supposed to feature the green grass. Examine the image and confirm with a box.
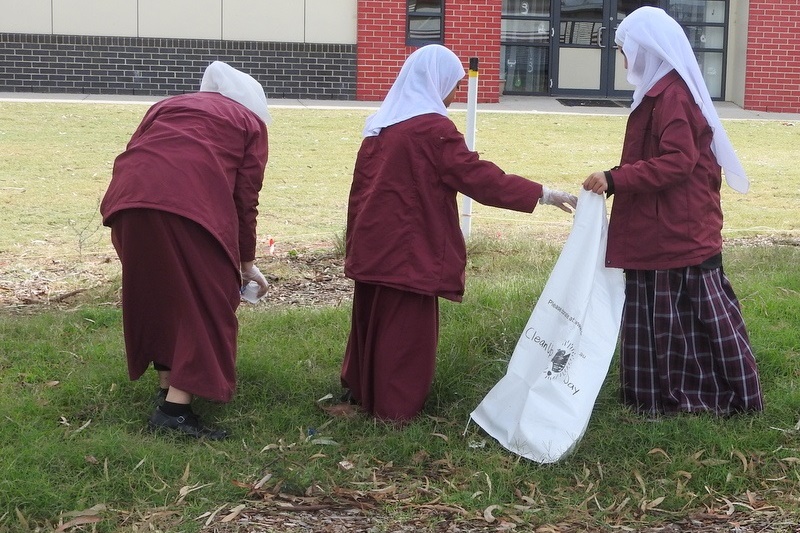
[1,102,799,531]
[2,242,799,531]
[2,103,797,257]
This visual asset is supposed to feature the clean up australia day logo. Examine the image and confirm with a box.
[524,332,584,396]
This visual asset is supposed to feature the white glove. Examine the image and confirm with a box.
[539,186,578,213]
[241,264,269,299]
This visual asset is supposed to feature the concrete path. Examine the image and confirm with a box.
[1,91,799,121]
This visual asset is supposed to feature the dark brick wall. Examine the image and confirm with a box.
[0,33,357,100]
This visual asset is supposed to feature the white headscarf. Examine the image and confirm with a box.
[362,44,465,137]
[200,60,272,125]
[616,7,749,193]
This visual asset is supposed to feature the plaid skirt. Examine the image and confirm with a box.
[620,266,764,415]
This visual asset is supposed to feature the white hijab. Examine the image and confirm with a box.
[362,44,465,137]
[200,60,272,125]
[616,7,748,193]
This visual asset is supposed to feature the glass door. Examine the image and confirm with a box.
[667,0,727,98]
[608,0,660,96]
[554,0,606,94]
[553,0,657,97]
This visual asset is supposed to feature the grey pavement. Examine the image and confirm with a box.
[2,91,799,121]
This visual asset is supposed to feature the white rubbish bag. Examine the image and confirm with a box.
[470,189,624,463]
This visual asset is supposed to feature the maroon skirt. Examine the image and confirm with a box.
[110,209,240,402]
[620,266,763,415]
[341,282,439,421]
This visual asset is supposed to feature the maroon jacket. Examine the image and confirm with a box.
[101,92,268,267]
[345,113,542,302]
[607,70,723,270]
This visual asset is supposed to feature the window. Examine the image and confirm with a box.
[407,1,443,45]
[501,0,551,94]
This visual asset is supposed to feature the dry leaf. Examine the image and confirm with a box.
[578,493,596,510]
[203,504,225,526]
[221,504,246,522]
[318,403,360,418]
[614,497,631,513]
[69,419,91,436]
[254,473,273,489]
[61,504,107,518]
[483,504,501,523]
[721,497,735,516]
[633,469,647,497]
[431,432,449,441]
[699,458,729,466]
[54,516,102,532]
[648,448,671,461]
[731,449,748,473]
[177,482,212,503]
[14,507,30,530]
[310,438,339,446]
[645,496,665,510]
[411,450,429,464]
[418,503,469,516]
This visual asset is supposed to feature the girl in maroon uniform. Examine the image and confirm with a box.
[583,7,763,416]
[102,62,271,439]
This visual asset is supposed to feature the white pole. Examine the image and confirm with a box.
[461,57,479,240]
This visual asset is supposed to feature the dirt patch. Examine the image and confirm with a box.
[0,245,351,313]
[171,498,800,533]
[257,248,352,309]
[2,235,798,313]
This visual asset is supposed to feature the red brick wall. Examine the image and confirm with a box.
[357,0,502,103]
[744,0,800,112]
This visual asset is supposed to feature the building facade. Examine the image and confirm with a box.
[1,0,798,112]
[0,0,358,100]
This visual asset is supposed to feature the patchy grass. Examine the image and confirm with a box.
[1,103,799,531]
[1,240,799,532]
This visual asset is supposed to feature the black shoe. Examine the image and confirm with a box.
[148,407,228,440]
[341,389,359,405]
[153,388,168,406]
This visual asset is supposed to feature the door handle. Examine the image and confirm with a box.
[597,26,607,48]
